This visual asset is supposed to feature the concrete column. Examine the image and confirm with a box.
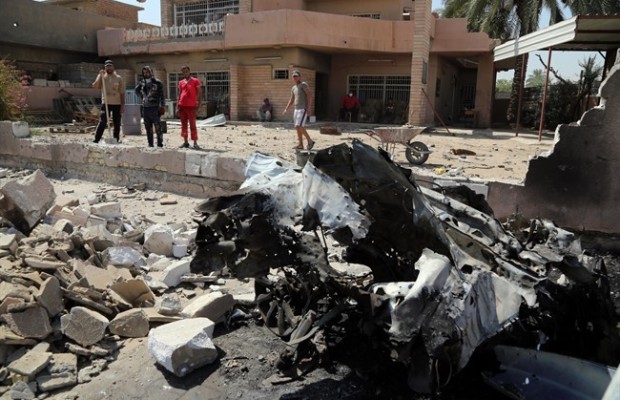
[475,53,494,128]
[229,64,239,120]
[408,0,432,126]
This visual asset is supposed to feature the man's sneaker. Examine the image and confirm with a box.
[157,143,164,147]
[179,142,190,148]
[193,143,201,150]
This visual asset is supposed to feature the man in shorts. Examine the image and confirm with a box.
[283,70,315,150]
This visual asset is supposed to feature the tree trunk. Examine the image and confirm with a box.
[506,53,528,123]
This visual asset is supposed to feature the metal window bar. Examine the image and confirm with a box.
[174,0,239,26]
[273,69,289,80]
[168,71,230,112]
[348,75,410,123]
[348,75,410,103]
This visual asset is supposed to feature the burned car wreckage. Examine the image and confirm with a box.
[190,140,618,395]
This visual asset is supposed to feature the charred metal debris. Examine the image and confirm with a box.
[190,140,619,394]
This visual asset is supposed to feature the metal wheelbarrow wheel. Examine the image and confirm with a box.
[405,140,429,165]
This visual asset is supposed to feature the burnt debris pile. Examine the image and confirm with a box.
[191,140,619,395]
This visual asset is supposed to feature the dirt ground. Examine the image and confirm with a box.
[9,122,611,400]
[36,121,556,185]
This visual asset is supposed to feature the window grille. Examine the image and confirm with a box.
[169,71,230,112]
[348,75,410,123]
[174,0,239,26]
[273,69,289,80]
[348,75,410,104]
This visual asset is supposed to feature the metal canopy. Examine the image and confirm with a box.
[494,15,620,61]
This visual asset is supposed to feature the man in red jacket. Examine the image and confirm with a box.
[177,65,203,149]
[340,91,360,122]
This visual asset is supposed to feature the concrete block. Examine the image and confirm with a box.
[147,318,217,377]
[60,306,109,346]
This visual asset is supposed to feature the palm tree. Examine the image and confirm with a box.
[440,0,618,123]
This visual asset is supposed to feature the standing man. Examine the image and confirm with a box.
[177,65,203,149]
[93,60,124,143]
[340,90,361,122]
[135,66,166,147]
[283,70,314,150]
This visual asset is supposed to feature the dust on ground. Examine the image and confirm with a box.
[34,121,555,184]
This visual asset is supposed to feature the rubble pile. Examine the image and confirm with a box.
[0,169,239,398]
[190,142,619,395]
[0,135,617,398]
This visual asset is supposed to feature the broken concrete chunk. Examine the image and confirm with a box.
[53,194,80,209]
[52,218,75,234]
[23,255,66,271]
[159,194,178,205]
[0,281,33,303]
[2,305,52,339]
[143,224,174,256]
[104,246,144,267]
[9,381,37,400]
[0,233,18,255]
[108,308,150,338]
[0,296,25,314]
[157,259,191,288]
[86,214,108,227]
[181,291,235,322]
[109,279,156,307]
[36,371,78,392]
[35,276,64,317]
[7,349,52,379]
[141,307,182,323]
[172,244,188,258]
[158,294,183,316]
[147,318,217,377]
[90,201,122,220]
[60,306,110,346]
[0,169,56,234]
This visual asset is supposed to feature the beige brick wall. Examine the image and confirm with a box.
[233,65,315,121]
[48,0,138,22]
[96,0,139,22]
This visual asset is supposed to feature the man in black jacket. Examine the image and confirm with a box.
[135,66,166,147]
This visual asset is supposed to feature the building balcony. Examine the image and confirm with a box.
[98,9,415,57]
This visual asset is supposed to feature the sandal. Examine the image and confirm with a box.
[307,140,315,150]
[293,145,303,150]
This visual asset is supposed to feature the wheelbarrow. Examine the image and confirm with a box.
[364,126,431,165]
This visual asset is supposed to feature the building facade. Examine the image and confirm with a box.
[9,0,498,127]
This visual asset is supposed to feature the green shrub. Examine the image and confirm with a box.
[0,59,28,121]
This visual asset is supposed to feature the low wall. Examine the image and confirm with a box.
[0,122,246,198]
[487,64,620,234]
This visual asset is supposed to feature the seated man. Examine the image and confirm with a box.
[257,98,273,122]
[340,91,360,122]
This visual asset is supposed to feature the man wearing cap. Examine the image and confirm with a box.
[135,66,166,147]
[283,70,315,150]
[92,60,124,143]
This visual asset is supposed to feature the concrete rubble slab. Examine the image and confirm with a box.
[0,169,56,234]
[108,308,150,338]
[60,306,109,346]
[147,317,218,377]
[180,290,235,322]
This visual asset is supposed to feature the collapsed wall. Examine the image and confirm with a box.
[487,64,620,233]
